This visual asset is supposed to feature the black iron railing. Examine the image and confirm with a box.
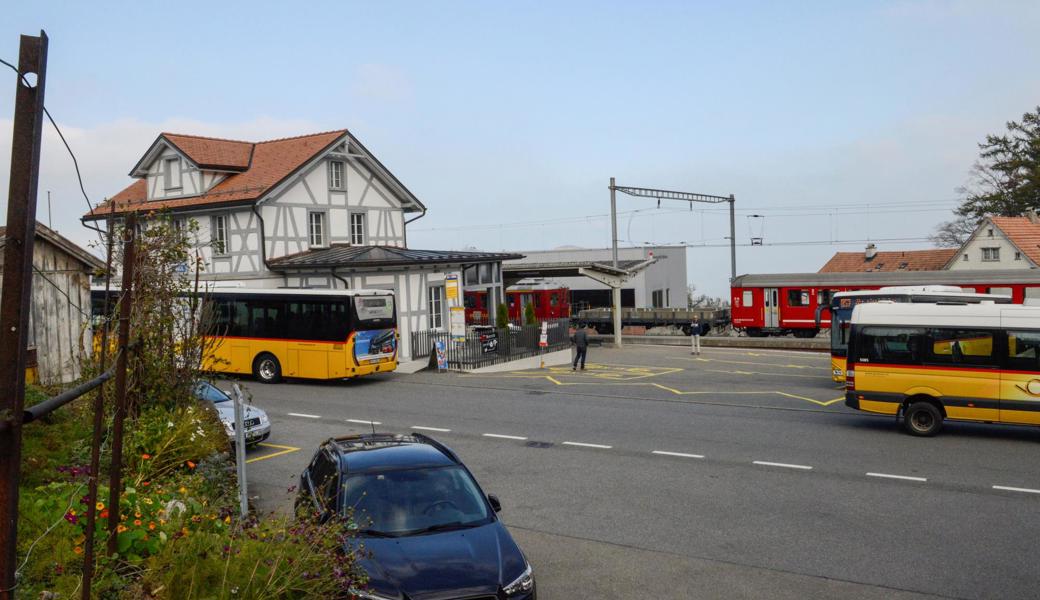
[411,319,571,371]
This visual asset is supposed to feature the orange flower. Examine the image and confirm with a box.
[117,524,128,533]
[133,519,142,526]
[100,509,109,519]
[73,546,83,555]
[180,527,189,537]
[148,522,156,530]
[95,501,105,511]
[141,454,151,460]
[186,461,196,469]
[134,511,142,518]
[142,481,150,487]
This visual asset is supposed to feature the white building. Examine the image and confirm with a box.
[507,245,688,309]
[84,130,520,360]
[945,214,1040,270]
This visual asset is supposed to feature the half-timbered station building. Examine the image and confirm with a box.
[83,129,519,360]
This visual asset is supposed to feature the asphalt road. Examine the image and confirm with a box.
[230,345,1040,599]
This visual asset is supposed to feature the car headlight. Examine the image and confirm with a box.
[220,419,234,435]
[347,589,397,600]
[258,412,269,425]
[503,563,534,596]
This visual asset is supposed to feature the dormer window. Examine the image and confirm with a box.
[987,228,994,237]
[164,157,182,191]
[329,161,344,189]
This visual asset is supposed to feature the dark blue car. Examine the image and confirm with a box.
[297,433,536,600]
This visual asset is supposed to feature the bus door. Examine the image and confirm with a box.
[764,288,780,328]
[1000,321,1040,425]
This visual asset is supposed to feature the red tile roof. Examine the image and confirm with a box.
[819,249,958,273]
[164,133,253,171]
[84,130,346,220]
[988,216,1040,266]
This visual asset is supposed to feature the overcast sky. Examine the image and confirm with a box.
[2,1,1039,297]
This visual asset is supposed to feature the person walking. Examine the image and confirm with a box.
[690,314,702,356]
[572,323,589,371]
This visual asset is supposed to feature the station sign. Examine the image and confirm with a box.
[446,274,460,302]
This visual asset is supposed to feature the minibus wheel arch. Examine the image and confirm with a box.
[902,394,946,418]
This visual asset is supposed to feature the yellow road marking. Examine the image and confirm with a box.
[703,368,832,380]
[665,356,813,369]
[246,442,301,464]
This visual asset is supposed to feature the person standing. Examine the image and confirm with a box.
[690,314,702,355]
[572,323,589,371]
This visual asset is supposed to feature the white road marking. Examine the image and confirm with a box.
[867,472,927,482]
[287,412,320,419]
[652,450,705,459]
[347,419,382,426]
[562,441,613,449]
[992,485,1040,494]
[753,461,813,470]
[411,426,452,432]
[482,433,528,441]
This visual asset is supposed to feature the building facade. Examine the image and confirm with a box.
[507,245,688,309]
[84,130,519,360]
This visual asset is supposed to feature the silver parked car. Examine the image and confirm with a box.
[193,381,271,446]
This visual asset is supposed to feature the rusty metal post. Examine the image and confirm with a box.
[106,213,136,556]
[0,31,48,600]
[81,210,114,598]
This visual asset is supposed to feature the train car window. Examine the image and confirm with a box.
[787,289,809,307]
[742,290,753,307]
[1025,287,1040,300]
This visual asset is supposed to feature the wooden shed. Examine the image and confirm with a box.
[0,222,104,384]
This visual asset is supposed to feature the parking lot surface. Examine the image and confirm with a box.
[232,345,1040,599]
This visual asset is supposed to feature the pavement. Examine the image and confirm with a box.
[229,345,1040,600]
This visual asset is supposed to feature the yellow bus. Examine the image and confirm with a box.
[818,287,1010,384]
[92,287,398,383]
[844,302,1040,436]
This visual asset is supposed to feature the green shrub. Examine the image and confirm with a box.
[496,303,509,327]
[125,404,227,486]
[524,302,536,326]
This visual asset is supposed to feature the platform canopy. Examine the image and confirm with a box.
[502,258,656,288]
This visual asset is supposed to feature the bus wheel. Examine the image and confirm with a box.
[253,353,282,384]
[903,401,943,436]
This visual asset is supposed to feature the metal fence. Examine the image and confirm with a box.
[410,319,571,370]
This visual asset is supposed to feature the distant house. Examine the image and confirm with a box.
[818,245,957,273]
[945,213,1040,270]
[83,130,521,360]
[0,222,104,384]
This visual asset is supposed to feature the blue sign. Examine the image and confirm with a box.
[434,340,448,371]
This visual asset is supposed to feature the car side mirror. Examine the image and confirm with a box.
[487,494,502,513]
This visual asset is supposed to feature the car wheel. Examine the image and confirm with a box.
[253,353,282,384]
[904,401,943,437]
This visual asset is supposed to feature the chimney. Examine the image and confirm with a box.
[1027,211,1040,224]
[865,243,878,260]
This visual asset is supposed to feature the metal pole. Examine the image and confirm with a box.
[609,178,622,348]
[0,31,47,600]
[232,384,248,520]
[729,194,736,282]
[81,211,114,599]
[107,212,137,556]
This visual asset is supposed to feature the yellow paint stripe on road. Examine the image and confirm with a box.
[666,356,814,369]
[246,442,301,464]
[703,369,833,380]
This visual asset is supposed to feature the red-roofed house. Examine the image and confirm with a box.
[83,130,521,359]
[944,213,1040,271]
[819,246,958,273]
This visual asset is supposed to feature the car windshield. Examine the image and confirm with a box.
[194,381,231,404]
[340,465,491,536]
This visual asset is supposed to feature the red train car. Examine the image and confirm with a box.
[731,270,1040,337]
[506,283,570,321]
[463,284,571,324]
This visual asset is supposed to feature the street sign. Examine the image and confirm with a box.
[434,340,448,371]
[539,321,548,347]
[445,274,460,302]
[449,306,466,342]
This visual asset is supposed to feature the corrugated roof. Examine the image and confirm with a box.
[819,249,957,273]
[85,130,348,219]
[0,221,104,270]
[267,245,523,269]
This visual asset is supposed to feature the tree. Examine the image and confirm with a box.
[496,302,509,328]
[523,301,537,325]
[929,214,977,248]
[935,106,1040,240]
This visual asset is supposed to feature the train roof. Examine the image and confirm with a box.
[91,285,393,297]
[852,302,1040,329]
[731,270,1040,288]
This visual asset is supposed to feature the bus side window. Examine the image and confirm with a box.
[859,326,926,364]
[927,329,995,367]
[1007,330,1040,371]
